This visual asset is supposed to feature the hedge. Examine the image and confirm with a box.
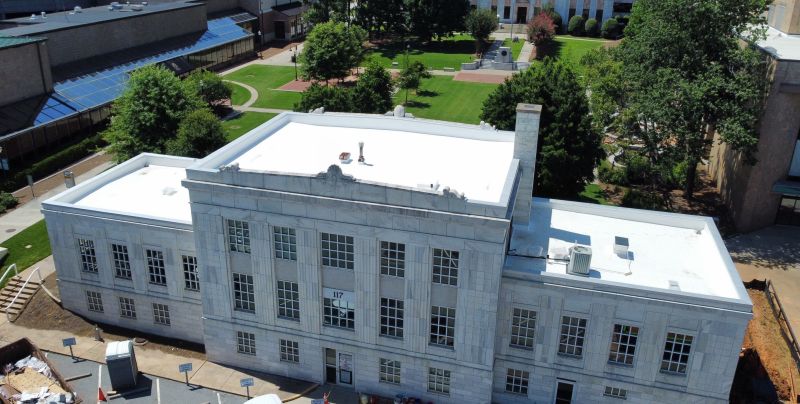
[9,133,106,190]
[584,18,599,37]
[568,15,585,36]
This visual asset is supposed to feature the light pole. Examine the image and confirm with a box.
[293,46,298,81]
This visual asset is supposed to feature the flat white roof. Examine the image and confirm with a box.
[226,120,516,204]
[506,199,745,301]
[757,26,800,61]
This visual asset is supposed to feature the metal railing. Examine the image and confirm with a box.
[5,266,41,322]
[765,279,800,377]
[0,263,18,289]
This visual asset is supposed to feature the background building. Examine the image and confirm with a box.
[471,0,634,25]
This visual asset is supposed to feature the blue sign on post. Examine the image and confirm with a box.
[62,338,76,347]
[178,363,193,373]
[240,378,254,387]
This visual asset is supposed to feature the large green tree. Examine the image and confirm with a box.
[481,58,603,198]
[183,69,231,107]
[300,22,368,82]
[352,62,394,113]
[166,109,227,158]
[354,0,405,39]
[465,9,498,53]
[404,0,470,42]
[303,0,350,25]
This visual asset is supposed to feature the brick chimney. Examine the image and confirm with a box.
[512,103,542,226]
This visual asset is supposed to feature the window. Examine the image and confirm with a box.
[320,233,354,269]
[119,297,136,319]
[86,291,103,313]
[227,219,251,253]
[505,368,530,395]
[558,316,587,357]
[609,324,639,366]
[111,244,131,279]
[182,255,200,291]
[236,331,256,355]
[660,332,693,375]
[78,238,98,273]
[273,227,297,261]
[152,303,171,326]
[146,249,166,286]
[233,273,255,312]
[510,308,536,349]
[379,359,401,384]
[427,367,451,395]
[380,241,405,277]
[380,298,404,338]
[432,248,459,286]
[279,339,299,363]
[604,386,628,399]
[277,280,300,320]
[430,306,456,347]
[323,296,355,329]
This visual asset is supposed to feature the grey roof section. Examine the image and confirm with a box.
[0,35,45,49]
[0,1,202,37]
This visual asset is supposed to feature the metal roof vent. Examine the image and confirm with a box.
[614,236,629,257]
[567,245,592,276]
[668,280,680,291]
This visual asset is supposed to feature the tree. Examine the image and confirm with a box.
[405,0,470,42]
[303,0,350,25]
[584,18,599,37]
[398,60,431,104]
[183,69,231,107]
[580,47,625,132]
[567,15,585,36]
[527,13,556,46]
[300,22,368,82]
[354,0,405,39]
[601,17,619,38]
[614,0,770,197]
[103,65,203,162]
[295,83,354,112]
[465,9,499,53]
[166,109,227,158]
[542,5,563,32]
[352,62,394,113]
[480,58,603,198]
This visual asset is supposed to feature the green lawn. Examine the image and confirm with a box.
[0,220,51,289]
[365,34,478,71]
[579,183,612,205]
[535,36,607,73]
[222,112,279,141]
[502,38,525,60]
[395,76,498,124]
[224,65,300,109]
[227,82,251,106]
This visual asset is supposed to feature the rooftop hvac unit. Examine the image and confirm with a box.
[567,245,592,276]
[131,4,143,11]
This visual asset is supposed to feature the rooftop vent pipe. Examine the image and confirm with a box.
[358,141,365,163]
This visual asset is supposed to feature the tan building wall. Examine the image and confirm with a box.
[0,40,52,106]
[769,0,800,34]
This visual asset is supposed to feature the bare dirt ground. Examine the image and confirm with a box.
[15,273,206,360]
[453,71,510,84]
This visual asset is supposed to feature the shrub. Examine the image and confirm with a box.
[13,133,106,188]
[568,15,585,36]
[623,153,651,185]
[584,18,599,37]
[527,13,556,46]
[543,7,563,31]
[0,192,18,213]
[598,160,629,186]
[622,188,666,210]
[602,17,619,39]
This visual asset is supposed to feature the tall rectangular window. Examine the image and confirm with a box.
[432,248,459,286]
[380,241,405,277]
[320,233,354,270]
[182,255,200,291]
[609,324,639,366]
[277,280,300,320]
[146,249,166,286]
[505,368,530,395]
[236,331,256,355]
[119,297,136,319]
[233,273,255,312]
[510,308,536,349]
[111,244,131,279]
[430,306,456,347]
[279,339,299,363]
[152,303,171,326]
[660,332,693,375]
[86,291,103,313]
[323,295,355,329]
[379,359,401,384]
[558,316,587,357]
[227,219,251,253]
[78,238,98,273]
[273,226,297,261]
[427,367,451,395]
[380,298,404,338]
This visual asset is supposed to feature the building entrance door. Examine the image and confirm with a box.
[516,7,528,23]
[325,348,337,384]
[274,21,286,40]
[338,353,353,385]
[555,381,575,403]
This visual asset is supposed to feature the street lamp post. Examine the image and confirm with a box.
[293,46,298,80]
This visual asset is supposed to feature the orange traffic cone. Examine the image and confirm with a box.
[98,387,107,402]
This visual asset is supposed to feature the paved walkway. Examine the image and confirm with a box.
[518,40,534,62]
[223,79,259,108]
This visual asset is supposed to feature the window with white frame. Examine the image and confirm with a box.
[233,273,255,313]
[432,248,459,286]
[279,339,299,363]
[227,219,251,253]
[111,244,131,279]
[119,297,136,319]
[380,298,404,338]
[430,306,456,347]
[505,368,530,395]
[273,226,297,261]
[427,367,451,395]
[236,331,256,355]
[379,359,401,384]
[609,324,639,365]
[320,233,354,270]
[323,293,355,329]
[146,249,166,286]
[78,238,98,273]
[182,255,199,291]
[277,280,300,320]
[510,308,536,349]
[558,316,587,357]
[152,303,171,326]
[604,386,628,399]
[380,241,405,277]
[86,291,103,313]
[660,332,693,375]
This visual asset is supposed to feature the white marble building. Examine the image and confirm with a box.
[473,0,635,25]
[42,105,750,403]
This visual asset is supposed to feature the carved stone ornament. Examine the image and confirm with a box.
[315,164,355,182]
[441,186,465,200]
[218,163,240,172]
